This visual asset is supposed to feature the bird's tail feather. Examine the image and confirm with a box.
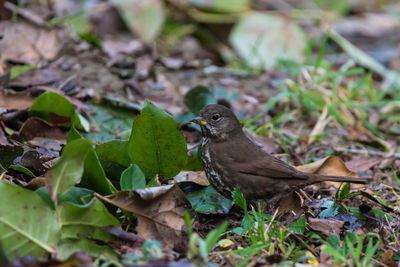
[310,174,369,184]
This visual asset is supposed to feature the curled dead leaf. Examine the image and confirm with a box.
[296,156,365,189]
[307,217,344,236]
[96,185,191,250]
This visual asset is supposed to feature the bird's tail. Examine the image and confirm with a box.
[309,174,369,184]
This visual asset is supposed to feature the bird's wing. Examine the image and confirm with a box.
[223,138,309,180]
[236,155,309,180]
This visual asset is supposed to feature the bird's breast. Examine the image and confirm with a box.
[200,138,233,198]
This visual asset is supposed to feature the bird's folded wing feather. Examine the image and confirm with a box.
[236,155,309,180]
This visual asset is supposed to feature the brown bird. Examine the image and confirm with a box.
[191,104,368,202]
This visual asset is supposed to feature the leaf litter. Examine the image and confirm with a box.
[0,0,399,265]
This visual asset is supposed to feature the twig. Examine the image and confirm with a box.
[335,147,400,158]
[4,2,46,27]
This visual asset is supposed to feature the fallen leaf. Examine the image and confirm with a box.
[0,90,35,109]
[307,217,344,236]
[174,171,210,186]
[6,68,62,89]
[0,21,62,67]
[13,117,66,141]
[96,185,190,250]
[296,156,364,188]
[102,39,143,57]
[345,157,383,173]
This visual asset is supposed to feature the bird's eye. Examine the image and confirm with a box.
[212,114,221,121]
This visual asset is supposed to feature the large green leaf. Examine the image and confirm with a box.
[68,130,116,195]
[0,182,59,259]
[84,104,134,142]
[58,239,117,260]
[57,199,119,259]
[96,140,131,167]
[79,149,116,195]
[46,139,92,203]
[128,100,187,178]
[229,12,307,70]
[59,198,119,230]
[96,140,131,185]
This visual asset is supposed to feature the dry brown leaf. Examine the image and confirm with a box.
[23,177,46,190]
[296,156,364,188]
[13,117,66,142]
[174,171,210,186]
[96,185,190,250]
[307,217,344,236]
[276,191,303,216]
[0,90,35,109]
[7,68,62,89]
[345,157,383,173]
[0,22,62,67]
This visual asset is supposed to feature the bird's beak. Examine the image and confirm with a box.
[190,116,207,126]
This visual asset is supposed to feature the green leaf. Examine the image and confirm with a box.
[232,227,246,235]
[36,186,94,210]
[205,221,228,253]
[30,91,75,123]
[120,164,146,190]
[111,0,165,42]
[338,182,351,201]
[67,132,116,195]
[96,140,131,167]
[229,12,307,70]
[322,243,347,263]
[182,147,204,171]
[95,140,131,186]
[8,165,35,177]
[9,65,36,79]
[326,234,341,249]
[59,198,119,230]
[0,145,23,172]
[289,215,306,235]
[46,139,92,203]
[319,200,339,219]
[0,182,59,259]
[232,188,247,212]
[58,239,117,260]
[184,86,217,115]
[190,0,250,13]
[241,215,253,230]
[57,198,119,260]
[67,125,83,143]
[128,100,187,178]
[58,187,94,207]
[185,185,232,214]
[84,103,134,142]
[79,149,116,195]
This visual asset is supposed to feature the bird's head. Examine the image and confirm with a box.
[190,104,242,141]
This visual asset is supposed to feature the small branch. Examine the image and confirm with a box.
[335,147,400,158]
[4,2,46,27]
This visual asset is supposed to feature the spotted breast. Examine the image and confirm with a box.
[200,138,233,198]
